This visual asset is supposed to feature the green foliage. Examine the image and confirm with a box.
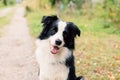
[24,0,50,11]
[49,0,68,6]
[0,16,9,27]
[95,0,120,30]
[72,0,83,8]
[8,0,16,5]
[26,12,42,37]
[3,0,7,6]
[0,1,4,8]
[0,0,16,7]
[1,0,16,6]
[0,10,14,31]
[49,0,56,6]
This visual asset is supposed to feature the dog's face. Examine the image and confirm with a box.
[39,16,80,54]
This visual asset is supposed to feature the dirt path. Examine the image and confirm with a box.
[0,6,38,80]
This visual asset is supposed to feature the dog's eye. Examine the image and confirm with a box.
[63,31,68,38]
[50,27,57,35]
[51,29,56,35]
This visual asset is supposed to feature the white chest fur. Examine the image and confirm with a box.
[35,39,71,80]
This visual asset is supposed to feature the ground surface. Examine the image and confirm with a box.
[0,6,38,80]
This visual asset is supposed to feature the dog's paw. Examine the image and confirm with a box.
[76,76,84,80]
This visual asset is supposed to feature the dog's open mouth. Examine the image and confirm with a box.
[50,45,59,54]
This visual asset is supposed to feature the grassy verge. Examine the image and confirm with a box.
[75,32,120,80]
[0,9,14,36]
[0,11,13,27]
[26,9,120,80]
[0,4,14,9]
[0,16,10,27]
[0,3,4,8]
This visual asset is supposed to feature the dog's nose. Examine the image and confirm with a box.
[55,39,62,45]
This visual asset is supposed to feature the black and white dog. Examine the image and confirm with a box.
[35,15,84,80]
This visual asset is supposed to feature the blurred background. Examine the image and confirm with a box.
[0,0,120,36]
[0,0,120,80]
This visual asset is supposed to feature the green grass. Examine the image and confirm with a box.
[75,32,120,80]
[26,12,42,37]
[0,11,13,27]
[0,3,5,8]
[0,16,10,27]
[0,9,14,36]
[26,9,120,80]
[0,3,12,9]
[0,0,16,9]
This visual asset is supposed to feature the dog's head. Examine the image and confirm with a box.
[39,15,81,54]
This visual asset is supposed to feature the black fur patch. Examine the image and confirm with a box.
[63,22,80,50]
[65,55,84,80]
[39,15,58,39]
[65,54,76,80]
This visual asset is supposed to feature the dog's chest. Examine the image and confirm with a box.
[36,49,70,80]
[35,41,71,80]
[35,40,71,80]
[40,61,69,80]
[37,51,70,80]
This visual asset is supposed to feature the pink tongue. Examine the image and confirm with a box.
[51,46,59,54]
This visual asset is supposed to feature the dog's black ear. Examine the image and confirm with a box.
[38,15,58,40]
[69,22,81,37]
[64,22,80,49]
[41,15,58,26]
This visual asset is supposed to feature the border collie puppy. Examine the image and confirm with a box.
[35,15,84,80]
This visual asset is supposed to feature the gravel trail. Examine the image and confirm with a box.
[0,6,38,80]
